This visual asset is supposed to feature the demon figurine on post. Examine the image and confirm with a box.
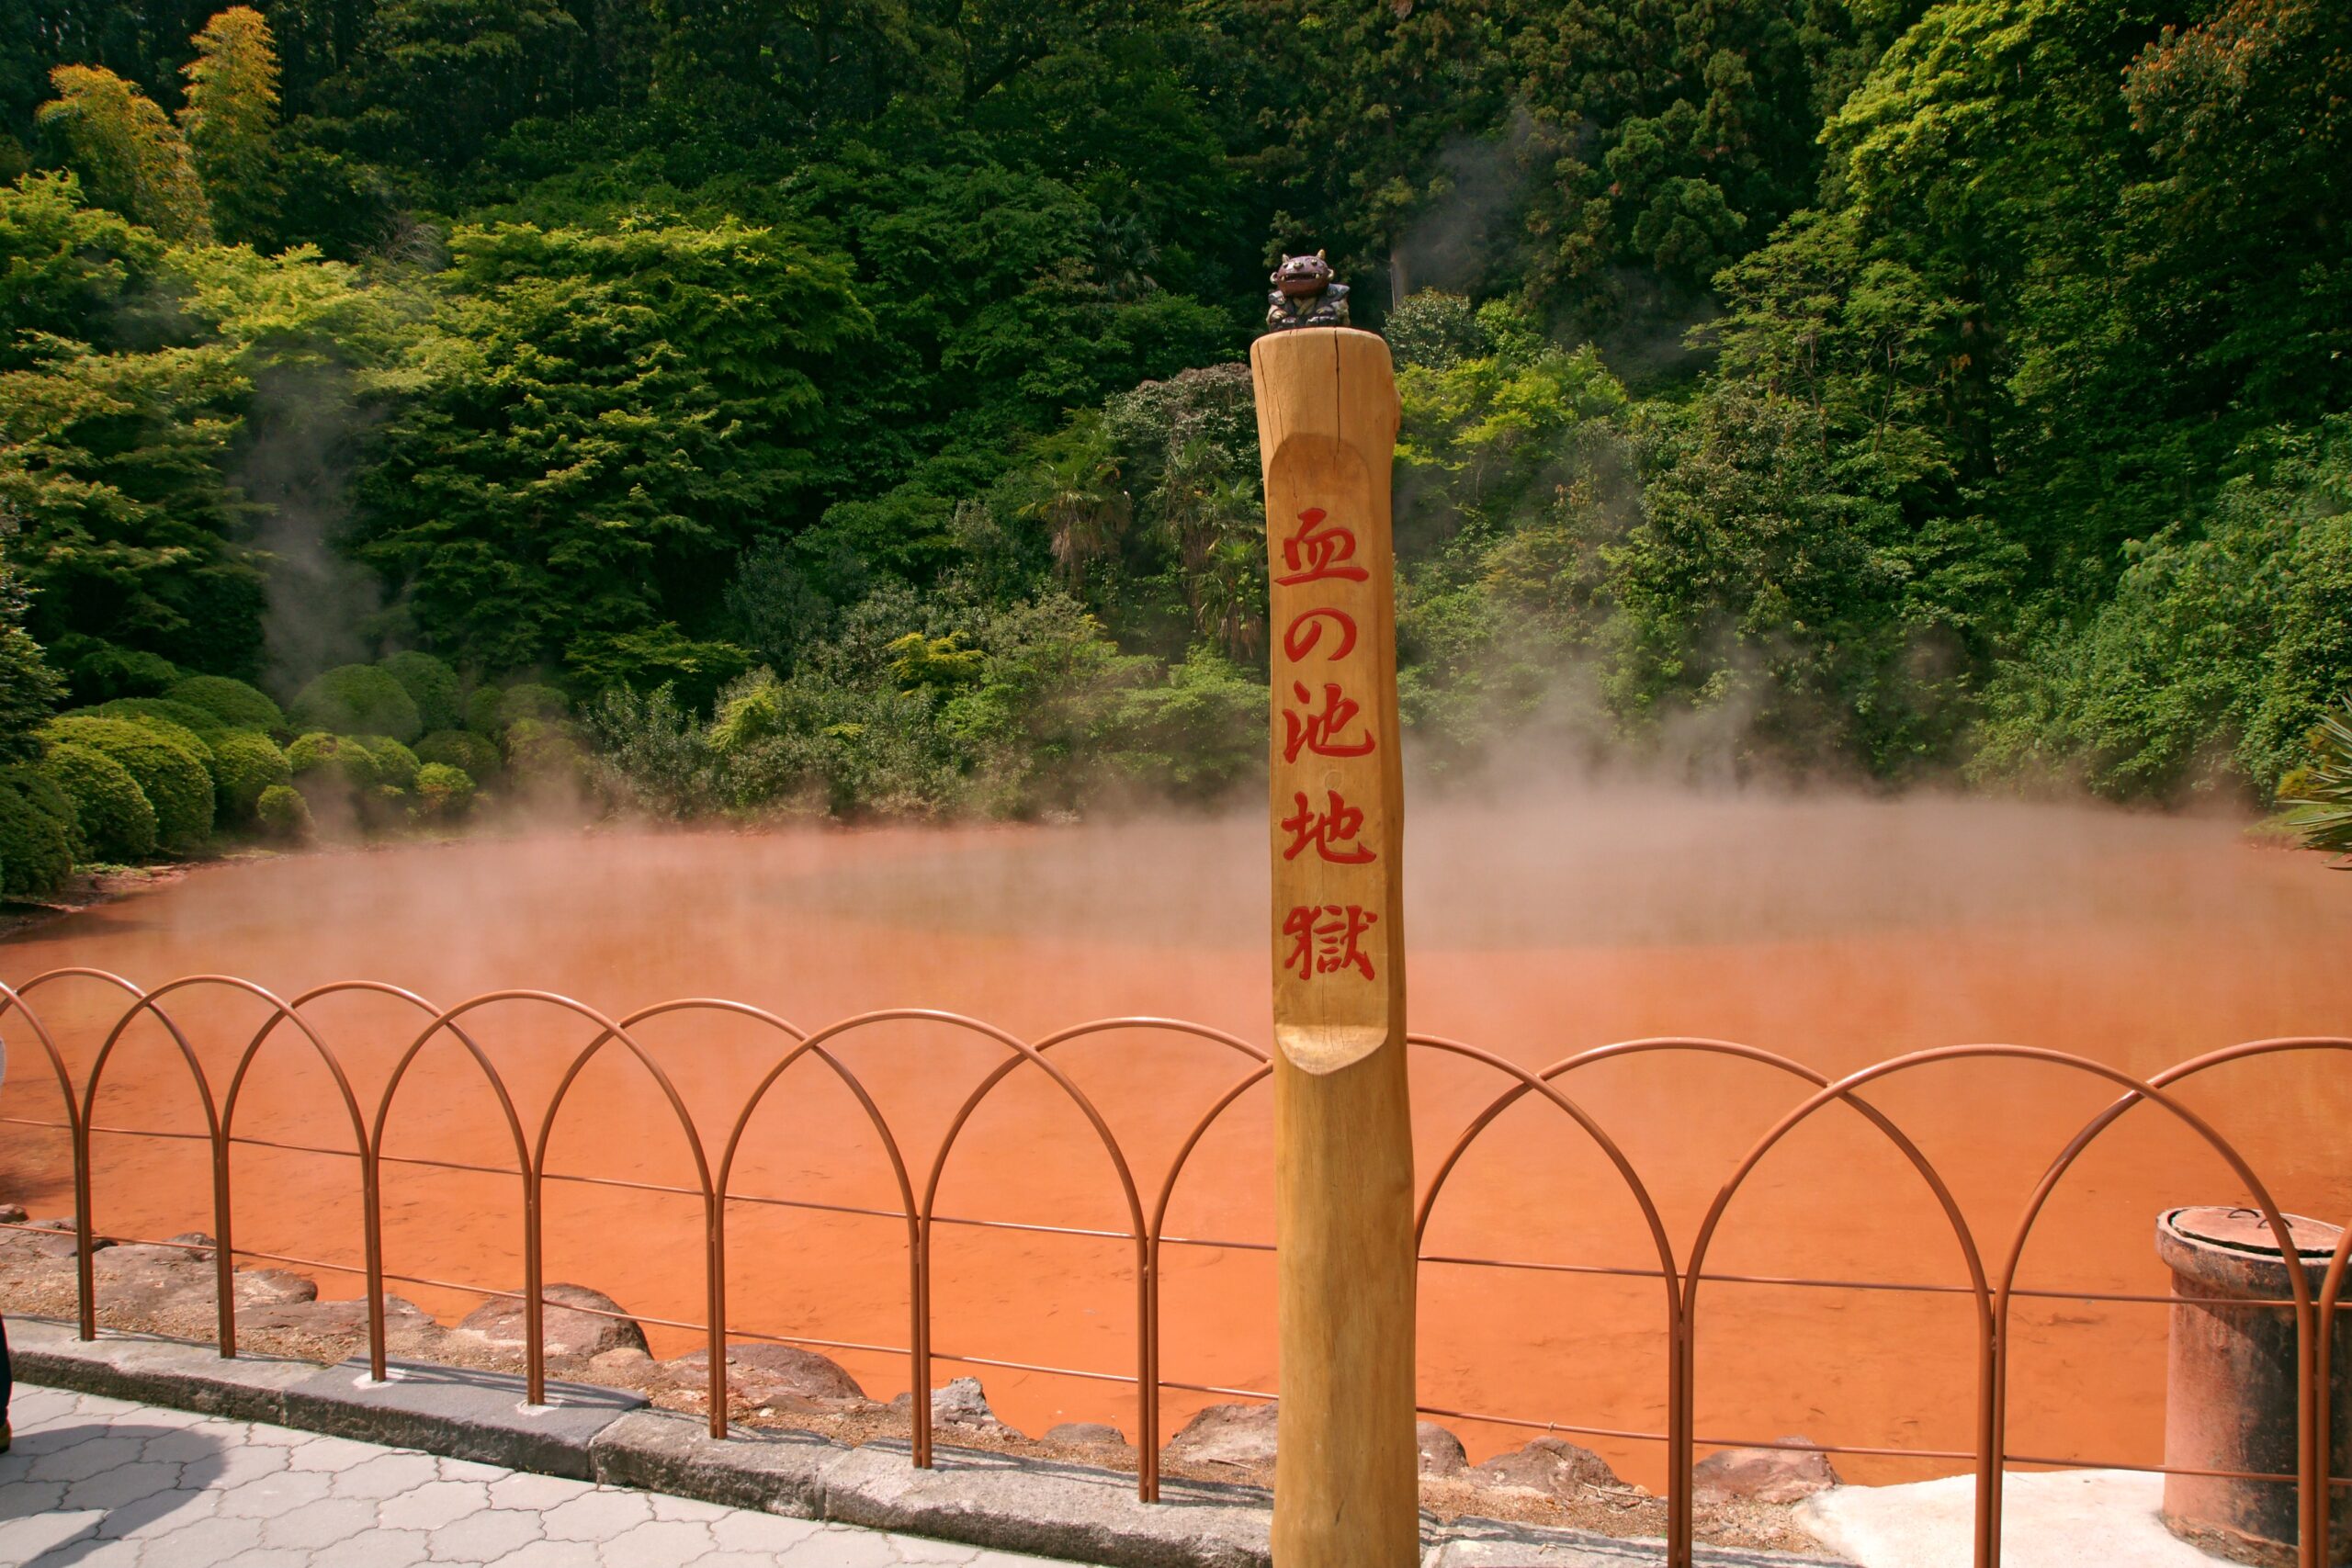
[1266,251,1350,332]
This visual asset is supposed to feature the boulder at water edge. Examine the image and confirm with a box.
[1690,1438,1839,1505]
[446,1282,648,1361]
[1472,1435,1624,1496]
[1163,1402,1280,1469]
[1417,1421,1468,1476]
[668,1342,872,1413]
[889,1375,1020,1438]
[1045,1422,1128,1448]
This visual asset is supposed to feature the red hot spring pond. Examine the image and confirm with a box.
[1,790,2346,1487]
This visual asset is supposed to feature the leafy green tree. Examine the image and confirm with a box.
[0,509,65,762]
[356,218,871,677]
[179,6,283,245]
[37,65,213,241]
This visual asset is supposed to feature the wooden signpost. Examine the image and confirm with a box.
[1250,321,1417,1568]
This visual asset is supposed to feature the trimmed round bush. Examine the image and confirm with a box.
[286,732,382,792]
[209,730,291,821]
[358,735,420,792]
[378,652,461,732]
[413,762,476,819]
[289,666,422,745]
[255,784,312,842]
[40,716,213,849]
[0,775,74,897]
[166,676,284,735]
[464,685,505,738]
[37,743,156,861]
[500,683,569,726]
[3,763,84,867]
[92,697,227,738]
[417,728,501,779]
[59,639,177,705]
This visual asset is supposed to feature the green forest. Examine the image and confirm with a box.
[0,0,2346,887]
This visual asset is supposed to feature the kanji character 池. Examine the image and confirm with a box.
[1282,681,1375,762]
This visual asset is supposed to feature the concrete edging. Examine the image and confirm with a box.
[7,1317,1847,1567]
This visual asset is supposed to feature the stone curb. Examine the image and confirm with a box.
[8,1317,1849,1567]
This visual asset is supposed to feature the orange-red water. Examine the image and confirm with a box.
[1,793,2346,1486]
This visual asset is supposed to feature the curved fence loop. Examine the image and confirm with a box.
[76,977,229,1349]
[2010,1037,2352,1568]
[204,979,376,1363]
[295,982,542,1398]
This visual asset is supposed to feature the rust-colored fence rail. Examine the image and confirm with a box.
[0,967,2346,1568]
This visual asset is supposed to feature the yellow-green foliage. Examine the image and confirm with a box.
[208,729,290,820]
[417,728,500,779]
[357,734,420,791]
[255,782,311,841]
[40,715,211,848]
[38,742,156,861]
[165,676,284,735]
[413,762,475,819]
[286,731,380,790]
[92,697,224,737]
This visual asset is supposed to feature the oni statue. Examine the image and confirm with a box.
[1265,251,1350,332]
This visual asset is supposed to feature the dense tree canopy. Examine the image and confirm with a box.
[0,0,2338,840]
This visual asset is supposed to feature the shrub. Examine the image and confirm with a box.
[289,665,423,744]
[416,728,501,778]
[37,742,157,860]
[165,675,284,735]
[56,638,177,705]
[255,783,312,842]
[208,730,291,821]
[464,685,505,737]
[92,697,228,738]
[286,732,382,791]
[378,651,461,731]
[39,715,212,848]
[413,762,476,819]
[500,683,569,726]
[4,762,83,853]
[0,773,74,897]
[505,717,592,793]
[358,735,421,791]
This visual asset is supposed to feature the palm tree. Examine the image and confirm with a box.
[1022,414,1131,588]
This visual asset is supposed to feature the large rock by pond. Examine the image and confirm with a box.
[1417,1421,1468,1477]
[1690,1438,1839,1505]
[1163,1401,1280,1469]
[1473,1435,1625,1496]
[445,1282,648,1362]
[667,1341,873,1413]
[1045,1421,1128,1448]
[889,1375,1020,1438]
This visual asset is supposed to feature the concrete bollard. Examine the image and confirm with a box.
[2156,1205,2351,1566]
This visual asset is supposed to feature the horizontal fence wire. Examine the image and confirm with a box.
[0,970,2346,1568]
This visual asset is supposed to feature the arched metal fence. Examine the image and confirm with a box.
[0,967,2345,1568]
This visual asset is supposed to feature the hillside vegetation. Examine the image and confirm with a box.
[0,0,2343,876]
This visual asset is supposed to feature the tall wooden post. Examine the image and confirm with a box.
[1250,324,1417,1568]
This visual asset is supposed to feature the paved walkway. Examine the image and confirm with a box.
[0,1382,1089,1568]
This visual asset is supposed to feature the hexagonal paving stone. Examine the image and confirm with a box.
[379,1476,493,1532]
[427,1504,544,1562]
[594,1517,717,1568]
[540,1486,654,1541]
